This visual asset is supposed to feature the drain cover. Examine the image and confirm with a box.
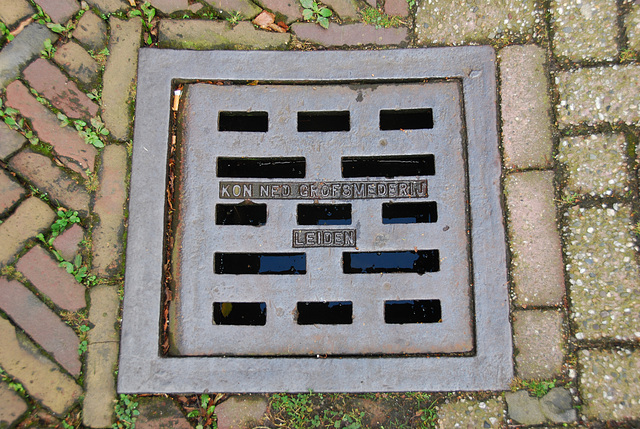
[119,47,512,393]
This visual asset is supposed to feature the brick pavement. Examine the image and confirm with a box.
[0,0,637,428]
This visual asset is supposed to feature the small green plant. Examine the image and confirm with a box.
[520,379,556,398]
[360,7,403,28]
[186,393,218,429]
[46,21,75,35]
[86,88,102,102]
[129,2,156,44]
[631,222,640,237]
[406,0,415,8]
[226,11,242,26]
[32,4,51,24]
[59,114,109,148]
[40,38,55,59]
[0,21,14,43]
[0,100,40,145]
[416,398,437,428]
[113,394,140,429]
[300,0,332,29]
[620,48,638,62]
[560,192,580,205]
[0,366,26,395]
[78,339,88,355]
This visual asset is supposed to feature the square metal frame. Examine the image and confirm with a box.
[118,47,512,393]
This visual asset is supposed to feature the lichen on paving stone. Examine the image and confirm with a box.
[557,133,630,197]
[555,65,640,127]
[563,204,640,341]
[415,0,539,45]
[437,396,505,428]
[551,0,618,61]
[626,5,640,52]
[579,349,640,420]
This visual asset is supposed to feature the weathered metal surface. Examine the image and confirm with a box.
[118,47,512,393]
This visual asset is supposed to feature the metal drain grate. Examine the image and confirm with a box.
[118,48,512,393]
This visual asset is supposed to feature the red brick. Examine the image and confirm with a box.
[5,80,97,174]
[136,397,193,429]
[33,0,79,23]
[0,121,26,160]
[16,245,86,312]
[54,41,100,90]
[92,145,128,276]
[0,382,28,427]
[256,0,302,22]
[384,0,408,16]
[291,23,408,46]
[0,197,55,266]
[53,223,84,261]
[216,396,268,429]
[0,277,81,376]
[10,150,90,214]
[0,169,25,216]
[23,58,99,119]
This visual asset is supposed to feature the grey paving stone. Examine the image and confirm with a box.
[0,169,25,216]
[102,17,141,141]
[205,0,262,19]
[579,349,640,420]
[539,387,577,423]
[626,5,640,52]
[0,121,26,160]
[551,0,617,61]
[158,20,290,49]
[216,395,268,429]
[557,133,630,197]
[322,0,359,20]
[135,397,193,429]
[556,65,640,127]
[148,0,191,14]
[73,10,108,52]
[83,285,120,428]
[291,22,407,46]
[563,204,640,341]
[35,0,80,24]
[505,171,565,307]
[0,23,58,88]
[0,381,28,427]
[54,41,101,90]
[499,45,553,169]
[505,390,545,425]
[513,310,565,379]
[437,397,505,429]
[0,197,55,266]
[0,0,35,28]
[415,0,538,45]
[85,0,130,14]
[0,317,82,416]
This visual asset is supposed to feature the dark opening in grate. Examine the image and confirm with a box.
[216,203,267,226]
[384,300,441,324]
[342,250,440,274]
[214,253,307,274]
[297,204,352,225]
[213,302,267,325]
[218,111,268,132]
[341,155,435,178]
[379,108,433,130]
[297,301,353,325]
[298,111,350,132]
[217,157,306,178]
[382,201,438,224]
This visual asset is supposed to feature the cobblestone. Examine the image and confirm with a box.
[102,17,141,141]
[0,169,25,216]
[551,0,618,61]
[0,121,26,160]
[505,171,565,307]
[437,396,505,429]
[34,0,80,24]
[384,0,408,17]
[253,0,302,22]
[563,204,640,341]
[0,23,57,88]
[147,0,191,14]
[0,277,81,376]
[54,41,101,90]
[556,65,640,127]
[0,317,82,415]
[135,397,193,429]
[513,310,565,379]
[0,381,28,427]
[73,10,108,52]
[0,0,34,28]
[216,395,268,429]
[158,20,290,49]
[53,223,84,261]
[557,133,630,197]
[0,197,55,266]
[9,150,91,214]
[415,0,538,45]
[23,58,99,119]
[291,23,408,46]
[5,81,97,175]
[626,5,640,52]
[322,0,359,20]
[85,0,130,14]
[15,245,87,312]
[92,145,128,276]
[83,285,119,428]
[505,390,545,425]
[205,0,262,19]
[579,349,640,420]
[499,45,553,169]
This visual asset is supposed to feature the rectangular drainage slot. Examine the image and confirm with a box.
[297,111,350,132]
[380,108,433,130]
[384,300,441,324]
[297,301,353,325]
[218,111,268,132]
[213,302,267,325]
[216,203,267,226]
[382,202,438,224]
[215,253,306,275]
[217,157,305,178]
[297,204,352,225]
[343,250,439,274]
[341,155,435,178]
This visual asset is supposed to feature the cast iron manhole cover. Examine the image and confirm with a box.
[118,47,512,393]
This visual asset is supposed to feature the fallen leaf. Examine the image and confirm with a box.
[128,0,136,5]
[276,21,289,31]
[267,23,286,33]
[252,10,275,27]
